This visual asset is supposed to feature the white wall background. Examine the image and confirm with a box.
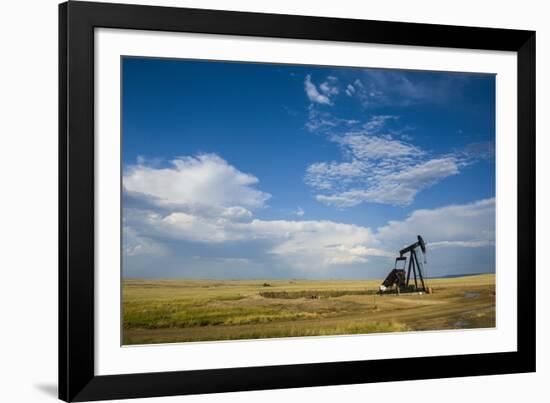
[0,0,547,402]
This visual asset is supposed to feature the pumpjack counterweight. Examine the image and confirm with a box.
[379,235,429,294]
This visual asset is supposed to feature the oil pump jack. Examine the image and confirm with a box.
[379,235,429,294]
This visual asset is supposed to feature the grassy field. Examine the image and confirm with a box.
[122,274,495,345]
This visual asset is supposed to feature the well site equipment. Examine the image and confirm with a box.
[379,235,429,294]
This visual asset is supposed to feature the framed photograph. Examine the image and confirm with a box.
[59,1,535,401]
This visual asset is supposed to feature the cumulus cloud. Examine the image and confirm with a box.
[122,151,494,277]
[124,182,495,277]
[122,69,494,279]
[376,198,495,251]
[123,226,168,257]
[123,153,392,274]
[371,198,496,277]
[124,153,271,209]
[124,206,390,272]
[429,240,494,249]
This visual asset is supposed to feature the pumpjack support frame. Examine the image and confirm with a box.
[380,235,428,293]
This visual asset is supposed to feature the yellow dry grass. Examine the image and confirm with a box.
[122,274,495,345]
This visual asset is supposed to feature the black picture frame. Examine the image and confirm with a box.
[59,1,536,401]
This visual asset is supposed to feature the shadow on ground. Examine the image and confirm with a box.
[34,383,57,398]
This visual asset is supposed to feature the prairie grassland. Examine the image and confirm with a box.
[122,274,495,345]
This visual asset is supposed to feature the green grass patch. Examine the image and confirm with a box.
[123,299,320,329]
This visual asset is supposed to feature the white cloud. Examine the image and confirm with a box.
[319,76,339,96]
[370,198,495,277]
[311,156,459,207]
[122,150,494,277]
[261,220,391,269]
[305,121,460,207]
[305,105,337,132]
[124,191,494,275]
[362,115,398,132]
[326,71,466,111]
[300,111,488,207]
[429,240,494,249]
[220,206,253,221]
[126,206,390,271]
[333,132,423,159]
[349,78,384,107]
[122,154,390,272]
[122,226,168,256]
[304,75,333,105]
[376,198,495,251]
[305,105,359,133]
[301,88,492,208]
[352,70,464,109]
[305,159,365,191]
[386,157,458,186]
[124,153,271,209]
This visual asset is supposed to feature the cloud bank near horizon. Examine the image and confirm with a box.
[123,154,495,279]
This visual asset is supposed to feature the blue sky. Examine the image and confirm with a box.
[122,57,496,279]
